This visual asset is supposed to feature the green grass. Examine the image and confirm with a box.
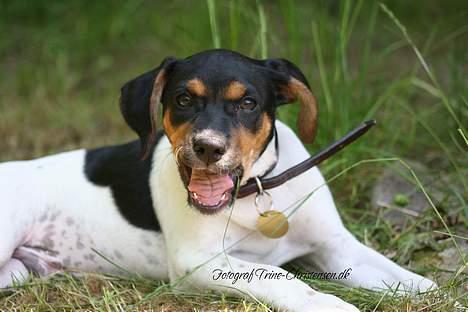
[0,0,467,311]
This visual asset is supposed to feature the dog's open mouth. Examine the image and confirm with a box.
[188,169,235,212]
[179,164,238,213]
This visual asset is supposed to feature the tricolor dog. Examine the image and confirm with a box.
[0,50,435,311]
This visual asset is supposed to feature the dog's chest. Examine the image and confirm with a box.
[219,175,319,265]
[222,224,311,266]
[220,209,312,266]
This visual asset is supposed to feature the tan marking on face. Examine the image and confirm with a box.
[223,81,247,101]
[163,109,192,149]
[234,113,272,182]
[186,78,208,97]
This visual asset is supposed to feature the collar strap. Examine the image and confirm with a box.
[236,120,376,199]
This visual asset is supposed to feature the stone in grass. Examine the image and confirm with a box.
[371,160,444,227]
[436,239,467,287]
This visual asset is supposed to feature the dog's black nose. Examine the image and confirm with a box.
[193,138,226,164]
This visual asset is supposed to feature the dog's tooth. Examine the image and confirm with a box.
[221,193,226,200]
[193,192,198,199]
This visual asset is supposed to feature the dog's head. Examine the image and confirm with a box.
[120,49,317,214]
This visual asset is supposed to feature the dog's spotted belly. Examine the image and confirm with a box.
[17,208,169,280]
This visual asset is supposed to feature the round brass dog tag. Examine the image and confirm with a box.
[256,210,289,239]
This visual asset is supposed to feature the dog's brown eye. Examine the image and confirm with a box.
[240,97,257,110]
[176,94,192,107]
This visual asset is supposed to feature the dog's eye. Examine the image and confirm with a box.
[240,97,257,111]
[176,94,192,107]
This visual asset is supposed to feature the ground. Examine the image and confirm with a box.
[0,1,466,311]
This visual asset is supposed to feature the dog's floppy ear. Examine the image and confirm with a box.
[120,57,177,158]
[263,58,318,144]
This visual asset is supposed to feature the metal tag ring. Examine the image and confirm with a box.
[255,190,273,215]
[254,177,264,194]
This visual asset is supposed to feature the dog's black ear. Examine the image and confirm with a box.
[120,57,177,158]
[263,58,318,144]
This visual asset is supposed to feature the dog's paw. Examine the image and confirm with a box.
[416,277,438,292]
[304,293,360,312]
[384,275,438,294]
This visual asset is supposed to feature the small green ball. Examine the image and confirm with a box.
[393,194,409,207]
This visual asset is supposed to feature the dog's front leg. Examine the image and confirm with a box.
[298,231,437,293]
[167,247,359,312]
[287,167,436,294]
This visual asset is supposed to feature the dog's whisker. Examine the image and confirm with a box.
[174,146,183,167]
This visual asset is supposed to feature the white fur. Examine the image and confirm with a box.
[0,120,435,311]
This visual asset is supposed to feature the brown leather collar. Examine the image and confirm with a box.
[236,120,376,198]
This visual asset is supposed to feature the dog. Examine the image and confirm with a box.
[0,49,435,311]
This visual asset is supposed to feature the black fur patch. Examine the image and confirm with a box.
[84,131,164,231]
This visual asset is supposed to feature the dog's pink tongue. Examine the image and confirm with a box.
[188,170,234,206]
